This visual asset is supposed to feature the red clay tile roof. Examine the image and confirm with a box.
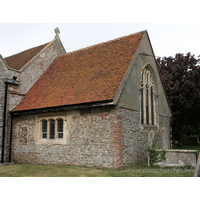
[4,43,49,70]
[13,31,146,112]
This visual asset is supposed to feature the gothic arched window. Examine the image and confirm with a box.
[140,66,157,125]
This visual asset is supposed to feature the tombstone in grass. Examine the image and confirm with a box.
[148,131,155,166]
[194,153,200,177]
[161,126,169,149]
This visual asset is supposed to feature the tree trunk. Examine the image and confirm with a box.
[178,137,183,146]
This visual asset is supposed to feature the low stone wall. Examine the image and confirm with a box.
[154,149,198,167]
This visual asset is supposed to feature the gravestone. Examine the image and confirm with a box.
[148,130,155,148]
[194,153,200,177]
[148,131,155,166]
[161,126,169,149]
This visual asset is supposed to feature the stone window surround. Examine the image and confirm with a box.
[140,65,158,127]
[38,115,67,144]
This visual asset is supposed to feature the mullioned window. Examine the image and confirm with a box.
[41,118,64,139]
[140,66,157,125]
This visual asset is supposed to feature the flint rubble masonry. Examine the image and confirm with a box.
[0,36,66,162]
[11,106,170,168]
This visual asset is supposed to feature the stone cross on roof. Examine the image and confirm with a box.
[54,27,60,35]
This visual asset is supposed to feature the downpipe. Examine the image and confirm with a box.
[9,113,13,163]
[1,77,20,163]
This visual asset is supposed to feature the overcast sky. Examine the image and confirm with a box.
[1,23,200,59]
[1,0,200,60]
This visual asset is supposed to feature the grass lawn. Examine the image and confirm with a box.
[0,162,194,177]
[1,142,198,177]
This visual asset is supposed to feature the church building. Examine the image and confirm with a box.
[0,28,171,168]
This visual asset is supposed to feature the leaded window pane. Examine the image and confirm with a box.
[151,88,154,125]
[50,120,55,139]
[146,85,149,125]
[141,67,156,126]
[57,132,63,139]
[42,120,47,138]
[42,133,47,138]
[141,88,144,124]
[57,119,63,132]
[57,119,63,139]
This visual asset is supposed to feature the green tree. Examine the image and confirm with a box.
[157,53,200,146]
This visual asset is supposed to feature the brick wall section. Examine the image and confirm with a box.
[110,107,123,168]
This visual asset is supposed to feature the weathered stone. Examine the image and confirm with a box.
[148,131,155,148]
[154,149,198,167]
[0,36,66,161]
[194,153,200,177]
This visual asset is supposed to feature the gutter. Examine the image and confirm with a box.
[11,100,115,116]
[1,77,20,163]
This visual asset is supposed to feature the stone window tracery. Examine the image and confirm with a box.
[140,66,157,125]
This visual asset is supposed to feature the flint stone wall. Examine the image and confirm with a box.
[0,57,8,160]
[0,36,66,162]
[120,108,170,166]
[11,106,171,168]
[0,127,2,158]
[12,107,122,168]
